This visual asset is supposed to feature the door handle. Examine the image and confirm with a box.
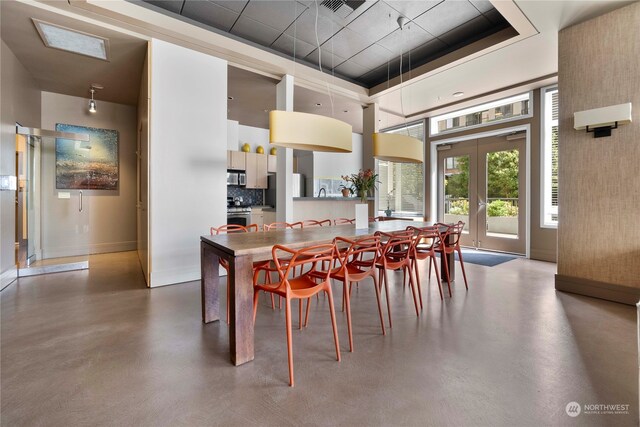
[79,190,83,212]
[478,201,486,208]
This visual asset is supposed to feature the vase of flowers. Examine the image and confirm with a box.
[341,169,379,203]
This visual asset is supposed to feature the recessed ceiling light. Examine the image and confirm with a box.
[33,19,109,61]
[453,91,464,98]
[315,103,322,107]
[343,110,349,113]
[228,96,234,100]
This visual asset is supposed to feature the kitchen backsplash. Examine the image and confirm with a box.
[227,186,264,206]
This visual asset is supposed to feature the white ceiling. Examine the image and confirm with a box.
[0,1,148,106]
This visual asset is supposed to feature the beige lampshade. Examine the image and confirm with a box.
[269,110,352,153]
[373,133,424,163]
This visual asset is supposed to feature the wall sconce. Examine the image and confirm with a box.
[574,102,632,138]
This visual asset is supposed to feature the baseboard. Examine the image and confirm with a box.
[530,248,557,263]
[0,267,18,291]
[150,266,201,287]
[42,241,137,258]
[555,274,640,306]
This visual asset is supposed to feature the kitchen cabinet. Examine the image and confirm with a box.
[263,210,276,226]
[267,155,277,173]
[227,150,246,170]
[245,152,268,189]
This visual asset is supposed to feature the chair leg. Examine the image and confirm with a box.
[252,289,260,324]
[285,297,294,387]
[441,250,452,297]
[343,280,353,352]
[372,274,385,335]
[299,299,303,330]
[413,259,423,309]
[325,287,341,362]
[383,268,392,328]
[406,265,420,316]
[457,248,469,290]
[430,256,444,300]
[304,298,311,327]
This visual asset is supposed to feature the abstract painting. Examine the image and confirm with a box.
[55,123,119,190]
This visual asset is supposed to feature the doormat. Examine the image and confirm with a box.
[437,250,519,267]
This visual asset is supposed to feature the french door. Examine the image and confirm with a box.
[437,134,526,254]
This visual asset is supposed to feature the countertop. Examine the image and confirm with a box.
[293,197,375,201]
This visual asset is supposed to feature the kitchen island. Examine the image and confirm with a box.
[292,197,374,222]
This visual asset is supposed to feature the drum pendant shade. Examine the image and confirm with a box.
[373,132,423,163]
[269,110,352,153]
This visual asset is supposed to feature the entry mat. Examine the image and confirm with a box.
[437,249,520,267]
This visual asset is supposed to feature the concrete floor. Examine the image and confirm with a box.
[1,251,637,426]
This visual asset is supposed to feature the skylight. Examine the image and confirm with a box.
[33,19,109,61]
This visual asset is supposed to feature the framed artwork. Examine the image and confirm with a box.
[55,123,119,190]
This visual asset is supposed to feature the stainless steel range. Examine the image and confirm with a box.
[227,196,252,227]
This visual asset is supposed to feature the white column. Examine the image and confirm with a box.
[276,75,294,223]
[363,103,379,214]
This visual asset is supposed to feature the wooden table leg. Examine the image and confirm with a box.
[201,241,220,323]
[229,254,254,366]
[440,235,456,283]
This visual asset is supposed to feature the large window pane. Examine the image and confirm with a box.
[486,149,519,238]
[444,155,469,231]
[542,86,559,227]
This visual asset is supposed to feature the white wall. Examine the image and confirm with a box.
[238,124,270,153]
[40,92,137,257]
[149,39,227,287]
[0,41,41,287]
[314,133,363,178]
[227,120,239,151]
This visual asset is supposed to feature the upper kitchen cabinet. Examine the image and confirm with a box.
[227,150,246,170]
[267,154,277,173]
[245,152,268,189]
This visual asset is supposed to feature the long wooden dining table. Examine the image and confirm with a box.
[200,220,453,366]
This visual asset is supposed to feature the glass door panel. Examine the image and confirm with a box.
[17,127,91,275]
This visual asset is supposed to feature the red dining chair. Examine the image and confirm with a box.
[211,224,271,323]
[375,230,420,327]
[301,219,332,227]
[434,221,468,296]
[407,225,444,301]
[264,221,303,231]
[328,236,384,351]
[253,243,341,387]
[334,218,355,225]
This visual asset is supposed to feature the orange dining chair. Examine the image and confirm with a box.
[210,224,271,323]
[375,230,420,327]
[301,219,332,227]
[263,221,303,231]
[253,243,341,387]
[407,225,444,301]
[434,221,468,295]
[328,236,384,351]
[334,218,355,225]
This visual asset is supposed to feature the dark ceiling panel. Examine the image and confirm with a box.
[349,43,393,69]
[347,1,397,36]
[271,33,316,59]
[145,0,183,14]
[483,8,506,25]
[210,0,248,13]
[334,60,368,79]
[182,1,238,32]
[283,7,337,46]
[305,47,346,71]
[439,15,492,47]
[242,1,305,32]
[469,0,494,14]
[376,25,435,55]
[413,0,480,37]
[383,0,443,20]
[322,27,371,59]
[231,16,282,46]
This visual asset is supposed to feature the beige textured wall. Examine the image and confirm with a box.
[40,92,137,257]
[557,3,640,286]
[0,41,41,281]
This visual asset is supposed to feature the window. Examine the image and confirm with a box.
[541,86,558,227]
[377,122,424,217]
[430,92,531,136]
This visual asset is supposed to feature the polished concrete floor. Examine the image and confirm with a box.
[1,251,637,426]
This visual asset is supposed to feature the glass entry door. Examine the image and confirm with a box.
[16,127,91,275]
[438,134,526,254]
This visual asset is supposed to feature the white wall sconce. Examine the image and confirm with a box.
[574,102,632,138]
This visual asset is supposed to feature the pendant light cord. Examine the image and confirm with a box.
[314,0,334,117]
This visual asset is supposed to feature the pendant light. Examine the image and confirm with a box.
[88,88,97,113]
[372,17,423,164]
[269,0,352,153]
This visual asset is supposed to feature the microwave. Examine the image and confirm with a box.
[226,172,246,186]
